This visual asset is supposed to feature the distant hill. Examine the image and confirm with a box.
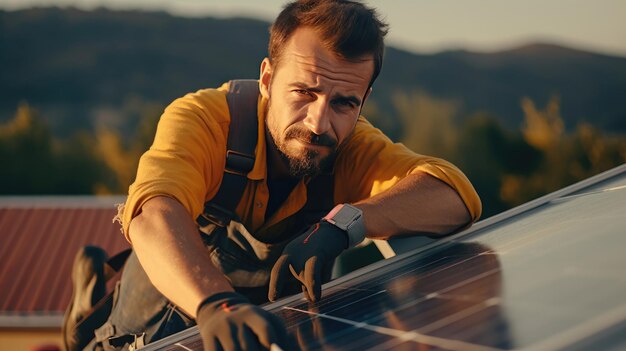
[1,7,625,138]
[379,43,626,134]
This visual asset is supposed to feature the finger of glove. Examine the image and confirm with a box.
[216,323,242,351]
[294,319,313,351]
[201,335,224,351]
[303,256,322,302]
[198,321,221,351]
[322,262,333,283]
[244,310,281,349]
[265,312,289,348]
[268,255,291,302]
[239,325,260,351]
[286,330,304,351]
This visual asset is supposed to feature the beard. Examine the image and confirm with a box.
[265,101,338,178]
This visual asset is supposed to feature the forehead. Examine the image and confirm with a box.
[274,27,374,93]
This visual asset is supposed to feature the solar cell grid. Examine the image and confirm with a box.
[272,243,510,351]
[143,165,626,351]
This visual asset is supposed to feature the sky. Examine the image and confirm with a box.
[1,0,625,57]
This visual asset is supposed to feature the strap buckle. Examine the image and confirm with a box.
[198,202,234,227]
[225,150,255,176]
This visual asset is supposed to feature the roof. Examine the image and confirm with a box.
[0,196,130,329]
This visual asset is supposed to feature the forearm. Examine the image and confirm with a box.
[128,196,234,318]
[354,172,471,239]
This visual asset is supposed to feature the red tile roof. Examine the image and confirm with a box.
[0,196,130,328]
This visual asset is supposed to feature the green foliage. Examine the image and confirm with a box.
[384,91,626,218]
[54,131,114,194]
[0,103,56,193]
[0,101,160,194]
[500,97,626,207]
[453,113,543,217]
[0,103,110,194]
[393,90,460,158]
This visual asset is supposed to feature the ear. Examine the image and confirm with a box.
[259,57,272,99]
[363,87,373,103]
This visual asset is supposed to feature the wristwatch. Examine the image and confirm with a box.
[322,204,366,248]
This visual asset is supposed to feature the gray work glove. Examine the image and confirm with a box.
[268,221,348,302]
[196,291,288,351]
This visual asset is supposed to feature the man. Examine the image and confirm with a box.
[102,0,481,350]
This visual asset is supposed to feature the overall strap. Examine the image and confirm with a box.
[306,173,335,213]
[198,79,260,227]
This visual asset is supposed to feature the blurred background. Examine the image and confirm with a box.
[1,1,625,350]
[1,0,625,217]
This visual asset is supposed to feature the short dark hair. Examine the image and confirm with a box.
[269,0,388,87]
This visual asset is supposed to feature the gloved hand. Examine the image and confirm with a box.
[268,221,348,302]
[196,291,288,351]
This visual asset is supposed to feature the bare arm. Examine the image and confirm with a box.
[128,196,234,317]
[355,171,471,239]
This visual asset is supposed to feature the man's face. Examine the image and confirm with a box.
[260,27,374,178]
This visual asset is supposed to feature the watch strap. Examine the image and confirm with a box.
[323,204,365,248]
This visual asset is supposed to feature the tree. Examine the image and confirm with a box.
[454,114,541,217]
[0,103,56,193]
[393,90,460,159]
[500,96,626,207]
[0,102,115,194]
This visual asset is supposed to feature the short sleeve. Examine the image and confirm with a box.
[334,117,482,222]
[120,87,231,240]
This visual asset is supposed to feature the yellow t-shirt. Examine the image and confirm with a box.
[121,82,481,240]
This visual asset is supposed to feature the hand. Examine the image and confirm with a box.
[268,221,348,302]
[196,292,288,351]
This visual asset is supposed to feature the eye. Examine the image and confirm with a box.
[293,89,311,96]
[333,98,357,110]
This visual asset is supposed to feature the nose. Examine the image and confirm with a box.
[303,98,331,136]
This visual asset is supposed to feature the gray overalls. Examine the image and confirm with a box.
[90,175,334,350]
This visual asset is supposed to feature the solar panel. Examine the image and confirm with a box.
[142,164,626,350]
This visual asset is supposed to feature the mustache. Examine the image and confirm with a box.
[285,126,337,147]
